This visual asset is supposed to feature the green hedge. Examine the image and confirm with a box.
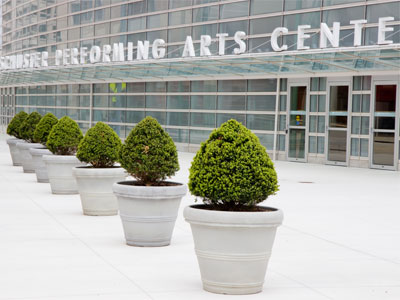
[33,113,58,145]
[119,116,179,185]
[46,116,83,155]
[189,119,278,210]
[7,111,28,139]
[77,122,122,168]
[18,112,42,142]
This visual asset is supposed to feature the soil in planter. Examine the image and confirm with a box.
[119,181,182,187]
[191,204,277,212]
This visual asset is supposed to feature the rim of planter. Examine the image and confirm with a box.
[6,137,21,144]
[113,180,187,199]
[30,147,51,155]
[16,142,44,150]
[73,166,127,177]
[42,154,80,163]
[184,204,283,227]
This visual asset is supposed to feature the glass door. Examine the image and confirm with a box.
[327,84,350,165]
[371,84,398,170]
[287,85,307,162]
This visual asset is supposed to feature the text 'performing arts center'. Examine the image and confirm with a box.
[1,0,400,170]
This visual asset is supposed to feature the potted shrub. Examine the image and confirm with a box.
[43,116,84,194]
[16,112,43,173]
[73,122,127,216]
[30,113,58,183]
[183,119,283,295]
[112,116,187,246]
[6,111,28,166]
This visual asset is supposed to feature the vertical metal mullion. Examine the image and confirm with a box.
[273,78,281,161]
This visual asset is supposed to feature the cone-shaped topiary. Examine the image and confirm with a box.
[19,112,42,142]
[33,113,58,145]
[77,122,122,168]
[189,119,278,210]
[7,111,28,139]
[46,116,83,155]
[119,116,179,185]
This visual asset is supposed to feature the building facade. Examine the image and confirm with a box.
[0,0,400,170]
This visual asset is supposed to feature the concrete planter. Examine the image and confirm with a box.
[17,142,43,173]
[6,138,24,166]
[112,181,187,247]
[73,167,127,216]
[43,155,84,194]
[30,147,52,183]
[183,205,283,295]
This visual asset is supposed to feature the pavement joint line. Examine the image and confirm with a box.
[0,291,143,300]
[283,225,400,266]
[11,176,155,300]
[269,270,335,300]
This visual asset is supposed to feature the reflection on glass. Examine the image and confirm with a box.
[289,129,305,159]
[375,85,396,112]
[290,114,306,126]
[329,116,347,128]
[373,132,394,166]
[290,86,306,111]
[375,117,395,130]
[328,130,347,162]
[330,86,348,111]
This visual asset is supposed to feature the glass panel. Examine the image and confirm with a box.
[290,115,306,126]
[145,111,166,125]
[167,112,189,126]
[191,81,217,92]
[373,132,395,166]
[218,96,246,110]
[250,17,281,35]
[362,95,370,113]
[311,78,319,91]
[193,6,219,22]
[352,116,361,134]
[217,114,246,127]
[285,0,321,10]
[352,95,361,112]
[248,79,277,92]
[191,113,215,128]
[256,134,274,150]
[190,129,212,144]
[310,95,318,112]
[284,12,320,31]
[318,95,326,112]
[361,117,369,135]
[218,80,246,92]
[278,134,285,151]
[328,130,347,162]
[166,128,189,143]
[309,116,317,133]
[290,86,306,111]
[247,95,276,111]
[360,138,368,157]
[318,117,325,133]
[279,115,286,131]
[126,111,145,124]
[167,96,190,109]
[330,86,348,112]
[375,85,396,112]
[279,95,286,111]
[220,2,249,19]
[250,0,283,15]
[191,95,216,110]
[146,95,166,108]
[317,136,325,154]
[351,138,359,156]
[289,129,305,159]
[375,117,395,130]
[247,114,275,131]
[309,136,317,153]
[322,6,364,26]
[127,96,145,108]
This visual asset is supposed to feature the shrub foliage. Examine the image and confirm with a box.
[33,113,58,145]
[119,116,179,185]
[7,111,28,139]
[77,122,122,168]
[19,112,42,142]
[46,116,83,155]
[189,119,278,210]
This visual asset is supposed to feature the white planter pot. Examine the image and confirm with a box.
[6,138,24,166]
[183,205,283,295]
[73,167,127,216]
[43,155,85,194]
[17,142,44,173]
[30,147,52,183]
[113,181,187,247]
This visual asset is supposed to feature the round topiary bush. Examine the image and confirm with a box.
[19,112,42,142]
[7,111,28,139]
[33,113,58,145]
[77,122,122,168]
[119,116,179,185]
[189,119,278,210]
[46,116,83,155]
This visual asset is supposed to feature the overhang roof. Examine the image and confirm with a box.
[1,44,399,87]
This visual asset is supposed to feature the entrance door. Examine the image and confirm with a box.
[327,84,350,165]
[371,83,398,170]
[287,85,307,162]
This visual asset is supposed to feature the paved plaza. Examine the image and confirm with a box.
[0,134,399,300]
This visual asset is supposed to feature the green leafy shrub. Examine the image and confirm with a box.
[46,116,83,155]
[119,116,179,185]
[189,119,278,210]
[19,112,42,142]
[7,111,28,139]
[77,122,122,168]
[33,113,58,145]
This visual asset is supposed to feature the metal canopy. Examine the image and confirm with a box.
[1,45,399,87]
